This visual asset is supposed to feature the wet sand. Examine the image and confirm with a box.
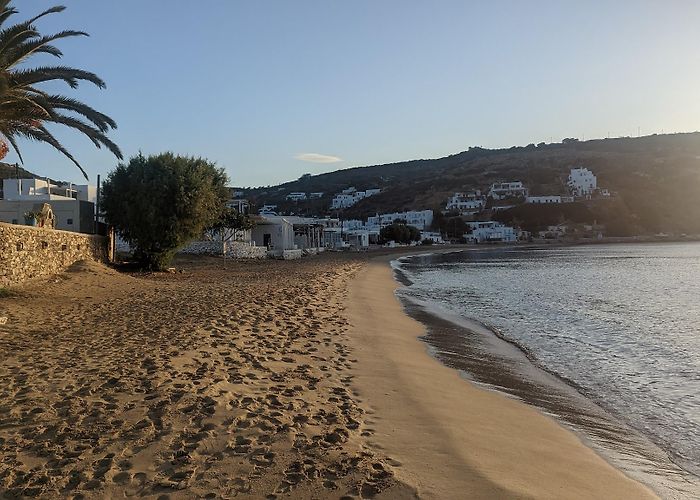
[346,256,658,499]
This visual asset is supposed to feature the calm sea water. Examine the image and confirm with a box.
[395,242,700,499]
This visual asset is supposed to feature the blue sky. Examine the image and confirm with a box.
[6,1,700,186]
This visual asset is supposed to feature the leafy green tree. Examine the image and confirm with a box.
[0,2,121,179]
[102,153,228,269]
[379,223,421,244]
[207,207,255,246]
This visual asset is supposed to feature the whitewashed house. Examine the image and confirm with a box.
[286,192,307,201]
[367,209,433,230]
[464,221,517,243]
[330,193,356,209]
[341,219,365,231]
[568,167,597,197]
[0,178,97,233]
[251,216,297,257]
[345,230,370,249]
[445,191,485,215]
[420,231,445,243]
[330,187,381,209]
[258,204,277,215]
[526,195,562,204]
[488,181,528,200]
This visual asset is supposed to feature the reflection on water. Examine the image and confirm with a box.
[395,242,700,499]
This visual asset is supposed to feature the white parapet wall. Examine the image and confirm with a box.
[0,222,107,286]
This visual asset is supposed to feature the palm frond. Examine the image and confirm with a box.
[0,2,119,180]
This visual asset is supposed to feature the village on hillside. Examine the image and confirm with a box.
[0,165,615,261]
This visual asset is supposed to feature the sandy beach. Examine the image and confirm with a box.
[0,252,656,498]
[347,256,658,499]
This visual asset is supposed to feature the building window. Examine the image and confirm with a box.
[41,241,49,250]
[16,242,23,251]
[67,218,74,225]
[61,244,67,251]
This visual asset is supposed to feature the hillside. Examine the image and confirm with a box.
[243,133,700,236]
[0,162,36,181]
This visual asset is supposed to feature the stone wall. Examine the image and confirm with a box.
[0,222,107,286]
[180,240,268,259]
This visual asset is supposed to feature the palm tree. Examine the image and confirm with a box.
[0,1,121,180]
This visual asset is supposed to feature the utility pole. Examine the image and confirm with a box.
[95,174,101,234]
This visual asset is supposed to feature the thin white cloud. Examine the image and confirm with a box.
[295,153,343,164]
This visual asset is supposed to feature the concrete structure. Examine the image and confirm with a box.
[342,219,365,231]
[345,231,369,249]
[323,227,345,249]
[464,221,517,243]
[445,191,485,214]
[258,204,277,215]
[286,192,307,201]
[1,178,97,233]
[491,204,516,212]
[420,231,445,243]
[2,178,96,203]
[526,195,562,204]
[330,193,356,209]
[488,181,528,200]
[367,210,434,231]
[0,199,95,233]
[330,187,381,209]
[568,167,597,197]
[250,215,326,258]
[310,192,324,199]
[0,222,107,286]
[226,198,250,214]
[251,216,296,253]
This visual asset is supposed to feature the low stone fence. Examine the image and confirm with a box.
[180,240,267,259]
[0,222,108,286]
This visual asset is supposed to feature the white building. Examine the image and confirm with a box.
[464,221,517,243]
[330,187,381,209]
[286,192,307,201]
[445,191,485,214]
[258,204,277,215]
[342,219,365,231]
[330,193,356,209]
[526,195,562,204]
[488,181,528,200]
[345,230,370,248]
[2,178,96,203]
[367,209,433,230]
[420,231,445,244]
[568,167,597,197]
[0,178,97,233]
[309,192,324,198]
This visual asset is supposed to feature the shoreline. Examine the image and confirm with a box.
[391,244,700,499]
[346,255,657,499]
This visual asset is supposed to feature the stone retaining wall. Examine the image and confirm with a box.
[0,222,107,286]
[180,240,267,259]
